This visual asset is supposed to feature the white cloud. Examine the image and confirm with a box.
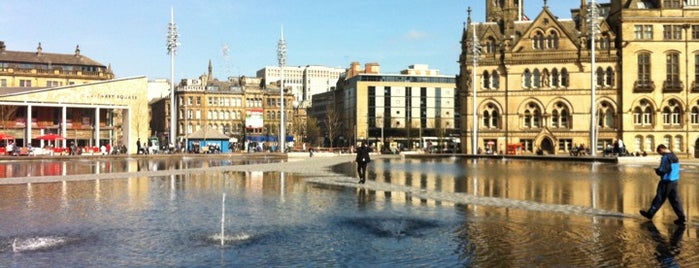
[404,30,427,41]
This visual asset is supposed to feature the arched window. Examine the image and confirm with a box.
[605,67,615,87]
[633,100,654,126]
[561,68,569,87]
[600,34,610,49]
[645,135,655,153]
[551,68,560,87]
[691,106,699,125]
[486,37,497,54]
[483,103,500,129]
[551,102,570,128]
[596,67,605,87]
[492,70,500,89]
[483,71,491,89]
[666,52,680,86]
[662,100,682,126]
[674,135,683,152]
[523,69,532,88]
[533,69,541,88]
[523,102,541,128]
[598,101,615,128]
[546,31,559,49]
[638,53,651,86]
[533,32,545,50]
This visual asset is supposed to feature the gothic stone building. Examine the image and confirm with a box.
[459,0,699,156]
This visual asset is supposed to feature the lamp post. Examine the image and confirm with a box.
[167,7,179,150]
[587,0,600,156]
[277,26,287,153]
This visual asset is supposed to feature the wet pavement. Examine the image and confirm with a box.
[0,154,697,266]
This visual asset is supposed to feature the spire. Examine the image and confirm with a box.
[207,59,213,83]
[75,45,81,57]
[36,42,43,56]
[467,6,472,25]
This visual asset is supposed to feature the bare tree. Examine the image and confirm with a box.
[324,104,342,148]
[0,105,18,130]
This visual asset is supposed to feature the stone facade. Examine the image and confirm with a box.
[460,0,699,156]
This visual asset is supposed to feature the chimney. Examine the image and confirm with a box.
[0,41,5,53]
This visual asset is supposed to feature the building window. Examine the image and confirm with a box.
[551,68,560,87]
[663,25,682,40]
[492,71,500,89]
[673,135,683,152]
[523,103,541,129]
[550,102,570,129]
[662,100,682,126]
[691,106,699,125]
[599,34,611,49]
[482,103,500,129]
[533,32,545,50]
[634,25,653,40]
[523,69,532,88]
[633,100,654,126]
[663,0,682,8]
[19,80,31,87]
[0,79,6,87]
[666,52,681,88]
[483,71,491,89]
[645,136,655,153]
[598,101,616,129]
[692,25,699,39]
[558,139,573,152]
[596,67,605,87]
[605,67,615,87]
[546,31,559,49]
[637,53,652,87]
[485,37,497,54]
[533,69,541,88]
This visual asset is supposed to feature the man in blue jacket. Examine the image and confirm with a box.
[640,144,686,225]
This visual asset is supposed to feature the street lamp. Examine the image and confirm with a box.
[587,0,601,156]
[277,26,287,153]
[167,7,179,150]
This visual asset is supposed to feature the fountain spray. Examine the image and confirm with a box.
[221,192,225,246]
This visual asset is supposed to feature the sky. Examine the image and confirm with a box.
[1,0,577,81]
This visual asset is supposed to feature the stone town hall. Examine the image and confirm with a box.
[459,0,699,156]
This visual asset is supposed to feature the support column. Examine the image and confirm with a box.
[26,105,32,147]
[62,106,67,145]
[95,108,100,148]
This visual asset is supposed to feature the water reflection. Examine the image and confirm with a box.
[0,156,284,178]
[0,157,698,267]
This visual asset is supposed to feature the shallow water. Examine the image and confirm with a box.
[0,157,697,267]
[0,156,283,178]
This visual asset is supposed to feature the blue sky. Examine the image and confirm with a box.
[1,1,577,80]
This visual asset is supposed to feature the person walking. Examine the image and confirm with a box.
[355,141,371,184]
[640,144,686,225]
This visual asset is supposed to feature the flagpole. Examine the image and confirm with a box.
[472,23,480,154]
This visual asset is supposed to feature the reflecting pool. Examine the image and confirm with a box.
[0,156,284,178]
[0,157,698,267]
